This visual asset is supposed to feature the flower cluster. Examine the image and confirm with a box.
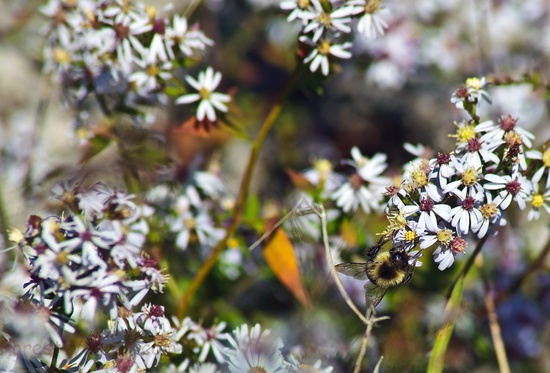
[41,0,230,124]
[10,182,165,353]
[281,0,389,75]
[223,324,333,372]
[287,77,549,275]
[383,77,548,270]
[145,170,231,254]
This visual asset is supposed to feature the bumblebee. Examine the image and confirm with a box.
[335,241,418,308]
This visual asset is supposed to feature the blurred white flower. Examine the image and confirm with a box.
[176,67,231,122]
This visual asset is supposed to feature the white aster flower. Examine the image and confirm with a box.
[526,182,550,221]
[449,189,484,236]
[302,0,355,42]
[280,0,316,23]
[477,114,535,149]
[175,67,231,122]
[300,35,352,76]
[331,149,390,214]
[348,0,390,39]
[166,15,213,58]
[401,195,451,232]
[529,148,550,189]
[483,173,532,210]
[432,235,468,271]
[223,324,285,373]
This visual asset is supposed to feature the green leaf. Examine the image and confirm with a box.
[427,276,464,373]
[79,134,112,164]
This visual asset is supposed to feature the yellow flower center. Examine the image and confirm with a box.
[318,12,332,26]
[436,228,454,245]
[455,122,476,143]
[145,5,157,20]
[461,167,479,186]
[199,87,211,99]
[146,65,159,77]
[364,0,382,14]
[53,48,71,64]
[532,194,544,208]
[8,228,24,244]
[227,237,240,249]
[184,217,196,229]
[405,230,416,241]
[504,131,522,147]
[318,40,331,55]
[542,149,550,167]
[298,0,310,9]
[410,167,428,188]
[480,202,497,219]
[465,77,482,90]
[56,251,70,265]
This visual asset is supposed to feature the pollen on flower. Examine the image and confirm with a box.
[404,230,416,241]
[227,237,240,249]
[532,194,544,208]
[450,236,467,253]
[248,367,268,373]
[480,202,498,218]
[542,149,550,167]
[53,48,71,64]
[453,122,477,143]
[381,210,408,237]
[318,40,331,55]
[146,65,159,77]
[56,251,70,265]
[504,131,523,147]
[298,0,310,9]
[314,158,333,183]
[465,77,482,90]
[410,166,428,188]
[199,87,211,99]
[184,217,196,229]
[436,228,454,245]
[461,167,479,186]
[7,228,24,244]
[318,12,332,26]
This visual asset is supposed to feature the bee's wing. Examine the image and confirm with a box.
[364,281,388,308]
[334,262,368,280]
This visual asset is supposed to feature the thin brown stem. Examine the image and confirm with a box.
[175,67,300,318]
[478,255,511,373]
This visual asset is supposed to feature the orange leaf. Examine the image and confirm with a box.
[263,228,311,308]
[285,169,314,191]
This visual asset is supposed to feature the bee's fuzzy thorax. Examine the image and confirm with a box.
[366,251,407,288]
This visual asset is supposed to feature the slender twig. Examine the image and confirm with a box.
[478,255,511,373]
[46,346,60,373]
[315,204,370,324]
[176,67,300,317]
[0,179,9,247]
[354,308,388,373]
[446,234,489,299]
[495,236,550,306]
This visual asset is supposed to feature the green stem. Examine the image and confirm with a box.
[175,67,300,318]
[445,233,489,299]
